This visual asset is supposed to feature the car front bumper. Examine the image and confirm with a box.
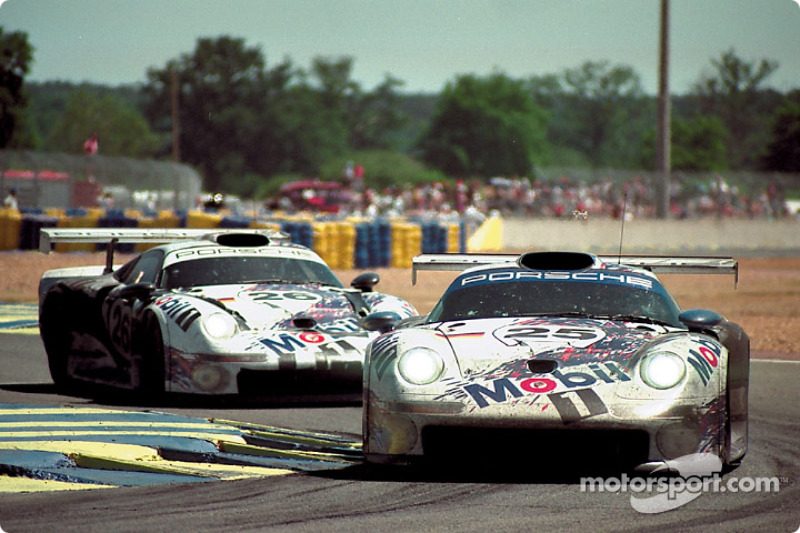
[168,348,364,395]
[364,395,725,467]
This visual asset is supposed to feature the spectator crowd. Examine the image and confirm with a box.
[269,174,793,223]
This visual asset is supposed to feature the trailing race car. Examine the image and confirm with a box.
[37,228,417,395]
[361,251,748,471]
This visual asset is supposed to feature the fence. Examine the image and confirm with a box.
[0,150,202,211]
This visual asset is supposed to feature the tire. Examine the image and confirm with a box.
[39,292,75,391]
[714,321,750,465]
[139,317,166,397]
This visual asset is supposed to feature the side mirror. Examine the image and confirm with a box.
[117,282,156,301]
[361,311,400,333]
[351,272,380,292]
[679,309,723,332]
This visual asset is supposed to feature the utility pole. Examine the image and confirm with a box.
[170,66,181,162]
[170,65,181,210]
[655,0,671,218]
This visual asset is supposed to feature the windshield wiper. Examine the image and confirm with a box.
[519,311,675,327]
[240,279,296,284]
[600,314,676,327]
[519,311,595,319]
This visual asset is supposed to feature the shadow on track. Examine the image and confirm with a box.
[0,381,361,409]
[314,460,651,485]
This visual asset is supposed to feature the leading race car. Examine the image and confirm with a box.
[37,228,416,395]
[361,251,749,471]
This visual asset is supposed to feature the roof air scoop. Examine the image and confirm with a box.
[517,251,596,271]
[212,232,271,247]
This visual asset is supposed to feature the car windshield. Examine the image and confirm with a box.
[427,276,682,327]
[161,256,342,289]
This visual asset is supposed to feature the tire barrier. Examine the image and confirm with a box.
[19,214,59,251]
[0,209,473,268]
[390,222,422,268]
[97,209,138,253]
[0,208,22,251]
[280,220,314,249]
[55,208,103,252]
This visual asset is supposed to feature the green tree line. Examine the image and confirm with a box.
[2,29,799,196]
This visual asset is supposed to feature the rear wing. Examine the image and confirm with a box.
[411,253,739,286]
[39,228,291,275]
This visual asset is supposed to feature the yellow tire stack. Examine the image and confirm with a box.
[447,223,461,253]
[333,221,356,269]
[54,209,103,252]
[312,222,334,267]
[186,210,222,229]
[0,208,22,251]
[133,210,185,252]
[390,222,422,268]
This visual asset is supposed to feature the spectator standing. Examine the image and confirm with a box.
[83,132,99,155]
[3,188,18,210]
[99,191,115,210]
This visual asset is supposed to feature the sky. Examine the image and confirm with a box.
[2,0,799,95]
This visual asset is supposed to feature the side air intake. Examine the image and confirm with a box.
[517,251,596,271]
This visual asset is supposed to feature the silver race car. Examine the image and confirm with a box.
[38,228,417,395]
[361,251,748,471]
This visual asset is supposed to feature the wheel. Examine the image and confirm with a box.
[138,317,166,396]
[714,321,750,465]
[39,292,76,391]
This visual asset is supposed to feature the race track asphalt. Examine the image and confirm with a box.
[0,331,798,532]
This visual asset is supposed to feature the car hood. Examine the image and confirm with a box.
[178,283,378,332]
[435,316,680,376]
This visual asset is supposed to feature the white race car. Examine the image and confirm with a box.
[38,228,416,395]
[361,251,749,471]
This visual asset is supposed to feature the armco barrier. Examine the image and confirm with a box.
[3,208,469,270]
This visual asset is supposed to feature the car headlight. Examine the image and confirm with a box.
[397,347,444,385]
[639,351,686,389]
[201,312,238,340]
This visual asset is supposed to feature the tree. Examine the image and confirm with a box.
[45,88,159,157]
[639,115,728,172]
[419,73,548,177]
[531,61,646,168]
[0,27,34,147]
[308,57,408,151]
[145,36,269,190]
[349,75,408,150]
[264,83,349,176]
[691,49,779,168]
[761,100,800,172]
[320,149,445,189]
[146,38,394,191]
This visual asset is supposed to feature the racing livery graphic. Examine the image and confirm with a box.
[37,228,416,395]
[361,251,749,471]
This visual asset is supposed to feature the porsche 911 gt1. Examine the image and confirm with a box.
[38,228,417,395]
